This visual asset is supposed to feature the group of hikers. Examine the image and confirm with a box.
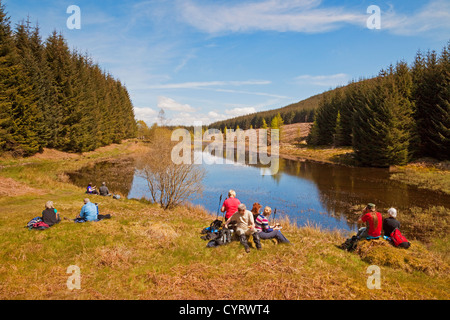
[30,184,410,252]
[207,190,410,253]
[351,202,410,249]
[27,182,114,230]
[214,190,291,253]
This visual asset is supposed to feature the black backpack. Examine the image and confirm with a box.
[206,228,232,248]
[341,235,359,252]
[201,219,222,234]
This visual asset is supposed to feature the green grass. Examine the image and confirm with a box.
[390,166,450,195]
[0,141,449,300]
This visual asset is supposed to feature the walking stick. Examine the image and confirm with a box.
[216,194,223,220]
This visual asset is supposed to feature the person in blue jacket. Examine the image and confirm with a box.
[77,198,98,221]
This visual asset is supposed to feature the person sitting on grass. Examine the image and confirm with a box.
[77,198,98,222]
[86,183,98,195]
[255,206,290,244]
[356,203,383,240]
[99,182,111,197]
[223,203,261,253]
[221,189,241,220]
[41,201,61,227]
[251,202,262,221]
[383,207,401,237]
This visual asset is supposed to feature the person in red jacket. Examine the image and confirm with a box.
[356,203,383,239]
[221,189,241,220]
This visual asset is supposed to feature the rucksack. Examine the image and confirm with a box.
[341,235,359,252]
[32,221,50,230]
[201,219,222,234]
[390,228,410,249]
[26,217,42,229]
[206,228,232,248]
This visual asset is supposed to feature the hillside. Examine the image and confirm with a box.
[0,140,448,302]
[208,92,324,131]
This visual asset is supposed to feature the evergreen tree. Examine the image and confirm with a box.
[333,111,344,147]
[261,118,268,129]
[352,64,414,167]
[412,44,450,160]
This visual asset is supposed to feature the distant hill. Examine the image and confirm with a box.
[208,90,331,131]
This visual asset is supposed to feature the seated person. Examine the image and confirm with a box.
[99,182,111,196]
[251,202,262,220]
[383,207,401,237]
[224,203,261,253]
[86,183,98,195]
[41,201,61,227]
[77,198,98,222]
[356,203,383,239]
[221,189,241,220]
[255,206,290,244]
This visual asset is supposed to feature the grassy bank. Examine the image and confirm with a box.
[0,140,449,300]
[280,123,450,194]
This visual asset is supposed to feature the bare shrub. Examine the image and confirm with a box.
[138,128,206,210]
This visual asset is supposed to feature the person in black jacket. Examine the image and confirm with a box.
[41,201,61,227]
[383,207,401,237]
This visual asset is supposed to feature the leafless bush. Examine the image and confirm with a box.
[138,128,205,210]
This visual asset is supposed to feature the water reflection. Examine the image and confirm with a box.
[67,151,450,233]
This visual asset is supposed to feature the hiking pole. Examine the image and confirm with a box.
[273,208,277,227]
[216,194,223,220]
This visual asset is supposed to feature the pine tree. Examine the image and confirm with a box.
[0,5,41,156]
[333,111,344,147]
[352,64,414,167]
[261,118,268,129]
[411,45,450,160]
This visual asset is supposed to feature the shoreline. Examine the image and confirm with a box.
[0,139,449,300]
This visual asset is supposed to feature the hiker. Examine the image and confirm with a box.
[383,208,401,237]
[221,189,241,220]
[251,202,262,220]
[86,183,98,195]
[76,198,98,222]
[356,203,383,239]
[41,201,60,227]
[99,182,111,196]
[255,206,290,244]
[383,208,411,249]
[224,203,261,253]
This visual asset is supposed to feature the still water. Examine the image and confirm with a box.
[68,151,450,233]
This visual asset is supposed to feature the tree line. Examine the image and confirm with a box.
[208,100,316,133]
[0,2,136,157]
[307,42,449,167]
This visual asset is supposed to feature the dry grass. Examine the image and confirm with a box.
[0,177,46,197]
[0,141,449,300]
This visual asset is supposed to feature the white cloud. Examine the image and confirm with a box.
[148,80,271,89]
[178,0,366,34]
[294,73,350,87]
[157,96,196,112]
[134,107,158,125]
[225,107,257,117]
[213,88,290,99]
[382,0,450,38]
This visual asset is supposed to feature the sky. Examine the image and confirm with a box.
[4,0,450,126]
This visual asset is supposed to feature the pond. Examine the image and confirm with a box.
[67,151,450,233]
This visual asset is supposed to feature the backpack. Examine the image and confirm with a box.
[201,219,222,234]
[32,221,50,230]
[26,217,42,229]
[206,228,232,248]
[390,228,410,249]
[341,235,359,252]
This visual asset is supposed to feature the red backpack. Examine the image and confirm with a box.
[390,228,410,248]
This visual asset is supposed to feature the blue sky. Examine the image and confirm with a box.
[4,0,450,126]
